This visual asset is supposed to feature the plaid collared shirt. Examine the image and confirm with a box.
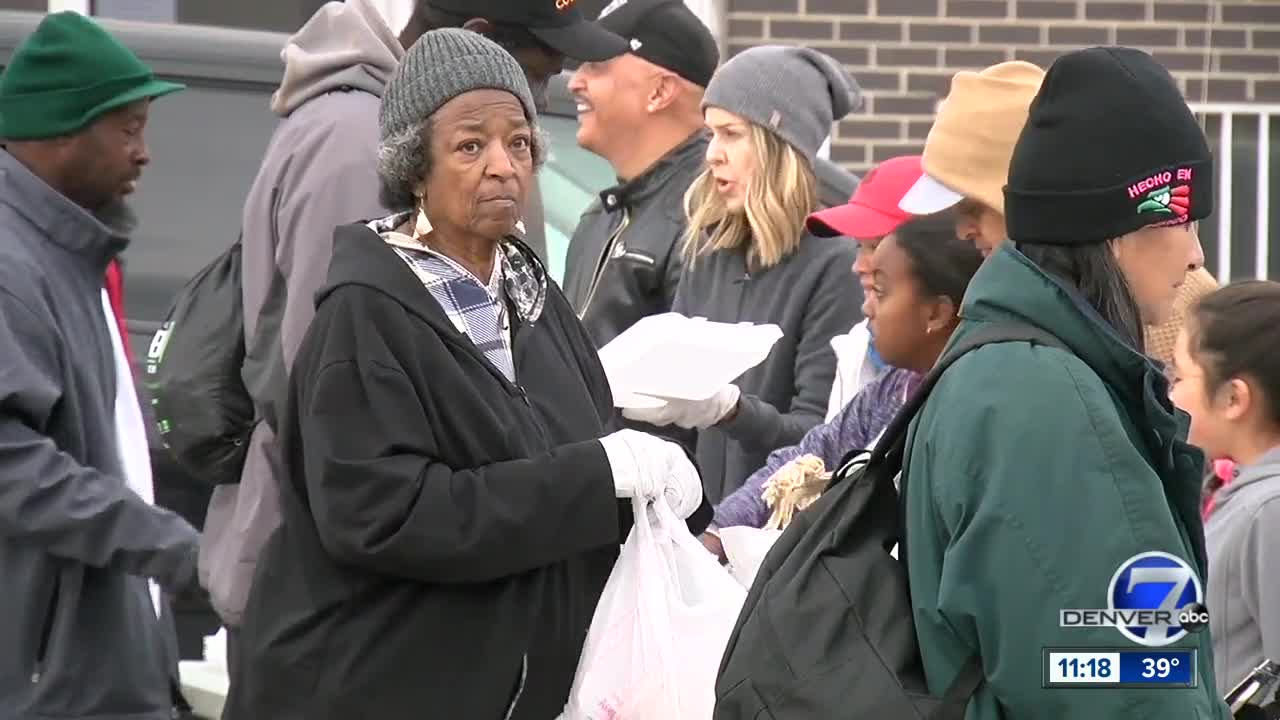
[373,213,545,384]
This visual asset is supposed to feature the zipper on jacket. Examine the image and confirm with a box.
[619,250,656,266]
[414,275,556,450]
[735,268,751,322]
[502,654,529,720]
[511,346,551,449]
[425,294,527,401]
[31,575,60,684]
[578,211,631,319]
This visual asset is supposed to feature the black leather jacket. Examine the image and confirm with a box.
[561,132,708,347]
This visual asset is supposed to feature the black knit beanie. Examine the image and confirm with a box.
[1003,46,1213,245]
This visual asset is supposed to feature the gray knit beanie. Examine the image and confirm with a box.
[703,45,862,168]
[379,28,537,145]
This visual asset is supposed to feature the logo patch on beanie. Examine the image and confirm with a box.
[1129,168,1193,223]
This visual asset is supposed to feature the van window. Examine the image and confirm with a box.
[119,81,276,346]
[536,112,615,281]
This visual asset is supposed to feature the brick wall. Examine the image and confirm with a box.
[725,0,1280,175]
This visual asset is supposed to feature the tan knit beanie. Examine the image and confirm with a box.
[1145,267,1219,367]
[898,61,1045,216]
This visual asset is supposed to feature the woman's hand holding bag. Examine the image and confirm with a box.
[600,429,703,519]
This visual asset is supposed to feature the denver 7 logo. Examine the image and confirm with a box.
[1109,552,1203,647]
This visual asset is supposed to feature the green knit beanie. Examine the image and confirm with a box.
[0,12,185,140]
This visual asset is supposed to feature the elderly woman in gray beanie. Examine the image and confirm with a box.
[624,45,865,507]
[223,29,709,720]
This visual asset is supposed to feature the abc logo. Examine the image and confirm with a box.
[1108,551,1205,647]
[1179,602,1210,633]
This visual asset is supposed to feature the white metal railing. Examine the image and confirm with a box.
[1188,102,1280,282]
[47,0,89,13]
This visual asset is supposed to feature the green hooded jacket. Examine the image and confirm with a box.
[904,245,1230,719]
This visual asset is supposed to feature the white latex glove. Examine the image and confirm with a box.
[599,429,703,519]
[620,385,741,430]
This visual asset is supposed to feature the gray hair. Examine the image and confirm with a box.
[376,117,549,212]
[377,121,430,212]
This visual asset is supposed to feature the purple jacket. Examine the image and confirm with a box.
[712,367,921,529]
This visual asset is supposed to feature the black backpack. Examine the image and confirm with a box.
[143,240,254,487]
[713,321,1068,720]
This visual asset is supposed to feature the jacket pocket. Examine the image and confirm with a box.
[30,573,60,684]
[716,679,777,720]
[502,653,528,720]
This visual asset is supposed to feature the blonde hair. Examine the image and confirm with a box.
[682,123,817,270]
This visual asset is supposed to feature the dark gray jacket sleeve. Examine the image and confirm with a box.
[721,245,862,452]
[0,289,198,591]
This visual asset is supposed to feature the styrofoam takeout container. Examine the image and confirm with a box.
[598,313,784,408]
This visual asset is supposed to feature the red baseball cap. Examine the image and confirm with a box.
[806,155,924,240]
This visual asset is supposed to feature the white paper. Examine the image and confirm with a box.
[718,526,784,589]
[611,390,667,410]
[599,313,783,407]
[179,659,229,720]
[203,627,228,668]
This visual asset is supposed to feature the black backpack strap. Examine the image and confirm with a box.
[834,447,872,475]
[816,325,1064,715]
[930,655,986,720]
[899,322,1069,717]
[827,320,1069,488]
[886,321,1066,461]
[894,320,1069,548]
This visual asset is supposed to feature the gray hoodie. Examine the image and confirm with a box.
[1205,446,1280,696]
[199,0,402,626]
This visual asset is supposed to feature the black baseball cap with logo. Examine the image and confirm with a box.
[598,0,720,87]
[426,0,630,62]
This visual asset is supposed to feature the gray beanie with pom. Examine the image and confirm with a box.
[703,45,862,168]
[379,28,537,143]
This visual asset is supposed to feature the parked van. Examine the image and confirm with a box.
[0,9,858,658]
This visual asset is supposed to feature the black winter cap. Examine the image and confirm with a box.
[1004,46,1213,245]
[426,0,628,62]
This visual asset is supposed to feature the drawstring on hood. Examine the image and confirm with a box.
[271,0,403,117]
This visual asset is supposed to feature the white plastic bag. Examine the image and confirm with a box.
[203,627,228,669]
[717,526,783,589]
[564,497,747,720]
